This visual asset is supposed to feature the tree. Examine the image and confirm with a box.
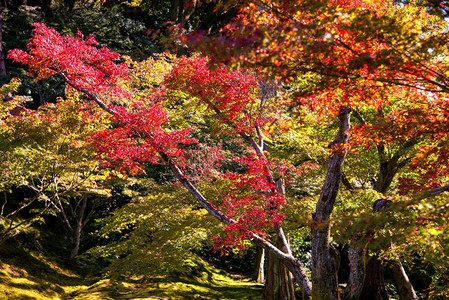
[0,81,112,259]
[9,24,313,295]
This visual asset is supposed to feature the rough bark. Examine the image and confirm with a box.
[356,199,391,300]
[345,219,418,300]
[355,139,416,299]
[311,106,351,300]
[262,237,296,300]
[359,255,389,300]
[343,243,365,300]
[263,246,278,300]
[253,246,265,283]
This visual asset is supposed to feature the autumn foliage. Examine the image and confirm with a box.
[6,3,449,296]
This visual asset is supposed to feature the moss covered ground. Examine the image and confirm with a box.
[0,234,262,300]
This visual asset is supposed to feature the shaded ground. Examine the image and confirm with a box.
[0,238,262,300]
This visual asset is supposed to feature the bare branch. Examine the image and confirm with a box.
[415,184,449,201]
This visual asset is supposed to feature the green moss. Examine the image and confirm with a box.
[0,235,262,300]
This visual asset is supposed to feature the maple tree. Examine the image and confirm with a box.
[8,23,314,296]
[177,0,449,298]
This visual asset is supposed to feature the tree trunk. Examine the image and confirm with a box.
[62,77,313,296]
[69,196,87,260]
[359,255,389,300]
[311,106,351,300]
[358,140,417,299]
[343,243,365,300]
[69,221,82,260]
[162,151,312,295]
[253,246,265,283]
[263,245,279,300]
[169,0,196,24]
[262,237,296,300]
[390,259,418,300]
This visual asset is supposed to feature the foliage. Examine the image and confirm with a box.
[7,4,449,297]
[0,78,113,247]
[88,179,223,277]
[60,10,161,59]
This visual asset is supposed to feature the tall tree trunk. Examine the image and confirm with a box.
[263,237,296,300]
[343,242,365,300]
[253,246,265,283]
[355,141,417,300]
[359,255,389,300]
[357,199,391,299]
[312,106,351,300]
[263,243,280,300]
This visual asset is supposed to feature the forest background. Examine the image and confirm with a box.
[0,0,449,299]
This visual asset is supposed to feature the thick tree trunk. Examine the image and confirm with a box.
[312,106,351,300]
[263,237,296,300]
[359,255,389,300]
[263,244,280,300]
[357,141,417,299]
[357,200,392,300]
[343,243,365,300]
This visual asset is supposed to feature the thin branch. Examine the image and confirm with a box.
[341,172,354,192]
[60,72,117,115]
[1,191,7,218]
[352,109,367,126]
[415,184,449,201]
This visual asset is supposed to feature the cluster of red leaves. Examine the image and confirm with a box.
[8,23,298,251]
[92,99,198,175]
[8,23,129,99]
[165,56,272,133]
[213,156,287,249]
